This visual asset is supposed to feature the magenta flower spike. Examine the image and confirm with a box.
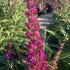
[25,0,48,70]
[5,51,14,61]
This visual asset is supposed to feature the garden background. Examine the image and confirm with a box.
[0,0,70,70]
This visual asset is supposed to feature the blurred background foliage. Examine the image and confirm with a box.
[0,0,70,70]
[43,3,70,70]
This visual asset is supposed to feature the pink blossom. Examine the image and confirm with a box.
[30,6,38,14]
[28,16,39,24]
[25,0,48,70]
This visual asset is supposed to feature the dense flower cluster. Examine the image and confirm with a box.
[5,41,14,61]
[5,51,14,61]
[25,0,48,70]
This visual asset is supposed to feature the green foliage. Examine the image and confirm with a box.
[0,0,27,70]
[58,59,70,70]
[0,0,27,47]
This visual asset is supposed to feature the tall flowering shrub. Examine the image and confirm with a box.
[25,0,48,70]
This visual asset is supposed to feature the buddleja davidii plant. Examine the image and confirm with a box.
[25,0,48,70]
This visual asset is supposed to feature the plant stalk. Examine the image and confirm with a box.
[49,41,65,70]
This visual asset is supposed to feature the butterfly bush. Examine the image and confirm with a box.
[5,51,14,61]
[5,41,14,61]
[25,0,48,70]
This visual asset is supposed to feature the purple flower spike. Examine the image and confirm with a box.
[25,0,48,70]
[5,51,14,61]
